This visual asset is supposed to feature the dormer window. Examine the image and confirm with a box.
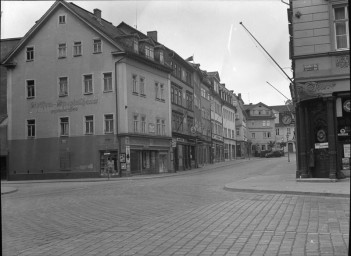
[159,51,164,64]
[133,39,139,53]
[145,45,154,60]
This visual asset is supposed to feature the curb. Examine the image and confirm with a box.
[1,187,18,195]
[223,185,350,198]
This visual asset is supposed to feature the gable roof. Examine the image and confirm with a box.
[270,104,294,113]
[2,1,125,65]
[207,71,220,82]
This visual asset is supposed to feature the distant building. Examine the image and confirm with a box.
[245,103,276,156]
[234,93,249,158]
[271,105,296,153]
[288,0,350,178]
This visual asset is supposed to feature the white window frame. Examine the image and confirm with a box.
[58,15,66,24]
[59,77,68,97]
[140,77,145,95]
[161,119,166,136]
[93,38,102,53]
[83,74,93,94]
[133,114,139,133]
[73,41,82,56]
[58,43,67,58]
[104,114,114,134]
[333,5,349,50]
[141,115,146,133]
[26,79,35,99]
[103,72,113,92]
[27,119,36,138]
[132,74,138,94]
[26,46,34,61]
[145,45,154,60]
[85,115,94,135]
[59,117,69,137]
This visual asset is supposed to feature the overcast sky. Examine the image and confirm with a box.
[1,0,293,106]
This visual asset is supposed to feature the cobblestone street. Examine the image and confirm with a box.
[2,157,350,256]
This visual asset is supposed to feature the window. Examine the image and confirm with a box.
[155,82,159,99]
[132,75,138,94]
[27,119,35,138]
[141,116,146,133]
[236,128,240,136]
[59,15,66,24]
[140,77,145,95]
[73,42,82,56]
[186,92,193,110]
[85,116,94,135]
[267,120,270,126]
[60,117,69,136]
[287,128,291,134]
[252,133,255,138]
[262,145,266,151]
[26,46,34,61]
[161,119,166,135]
[103,73,112,92]
[156,119,161,135]
[276,128,280,135]
[26,80,35,98]
[58,43,66,58]
[104,114,114,133]
[133,39,139,53]
[224,128,227,138]
[133,114,138,133]
[83,74,93,94]
[267,132,271,138]
[334,6,349,49]
[93,39,102,53]
[262,121,266,126]
[159,51,164,64]
[59,77,68,96]
[160,84,164,100]
[145,45,154,59]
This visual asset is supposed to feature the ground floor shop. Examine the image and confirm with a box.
[224,139,236,161]
[212,134,224,163]
[196,139,212,166]
[172,137,196,171]
[294,88,350,179]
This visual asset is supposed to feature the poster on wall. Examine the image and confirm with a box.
[342,158,350,170]
[344,144,350,158]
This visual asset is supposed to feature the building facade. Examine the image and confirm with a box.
[288,0,350,178]
[245,103,276,156]
[235,93,249,158]
[2,2,172,179]
[208,72,224,163]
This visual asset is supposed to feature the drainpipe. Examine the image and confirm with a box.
[115,55,126,177]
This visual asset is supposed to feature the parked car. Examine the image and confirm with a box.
[265,150,283,158]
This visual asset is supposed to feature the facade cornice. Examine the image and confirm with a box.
[292,50,350,60]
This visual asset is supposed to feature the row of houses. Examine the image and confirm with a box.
[0,1,295,180]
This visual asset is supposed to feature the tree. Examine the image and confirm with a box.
[279,141,287,149]
[268,141,276,151]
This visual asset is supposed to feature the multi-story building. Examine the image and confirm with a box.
[271,104,296,153]
[2,1,172,179]
[191,64,212,166]
[288,0,350,178]
[234,93,249,158]
[245,102,276,156]
[1,38,21,180]
[208,72,224,162]
[219,84,237,161]
[165,49,196,171]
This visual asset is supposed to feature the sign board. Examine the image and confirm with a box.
[120,153,126,163]
[121,163,126,169]
[171,139,177,148]
[126,146,130,164]
[344,144,350,158]
[315,142,329,149]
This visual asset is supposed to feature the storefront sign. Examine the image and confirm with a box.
[303,64,318,71]
[212,134,223,141]
[30,98,98,113]
[315,142,328,149]
[343,100,350,112]
[342,158,350,170]
[176,138,185,142]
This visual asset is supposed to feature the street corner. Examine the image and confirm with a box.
[1,186,18,195]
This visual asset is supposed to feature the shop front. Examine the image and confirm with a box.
[212,134,224,163]
[173,137,195,171]
[293,79,350,179]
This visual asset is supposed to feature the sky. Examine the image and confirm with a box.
[1,0,293,106]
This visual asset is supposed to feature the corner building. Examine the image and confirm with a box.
[288,0,350,178]
[2,2,172,179]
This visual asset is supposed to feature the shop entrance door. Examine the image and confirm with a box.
[100,151,118,176]
[308,100,329,178]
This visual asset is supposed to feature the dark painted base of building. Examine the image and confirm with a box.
[7,171,101,181]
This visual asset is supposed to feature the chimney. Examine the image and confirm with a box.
[93,9,101,20]
[147,31,158,42]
